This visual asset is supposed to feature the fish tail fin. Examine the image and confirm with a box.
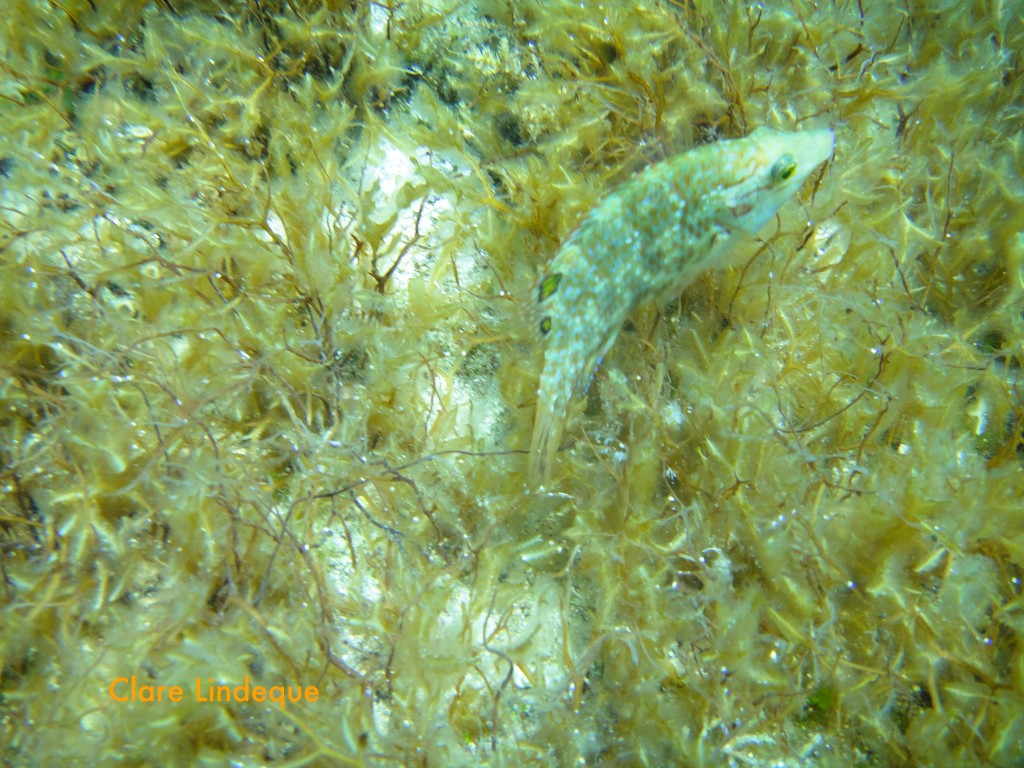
[529,401,565,489]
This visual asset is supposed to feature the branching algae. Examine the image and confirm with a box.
[529,127,835,485]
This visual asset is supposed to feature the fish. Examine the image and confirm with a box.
[527,126,835,486]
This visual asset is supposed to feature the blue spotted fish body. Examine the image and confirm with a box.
[529,127,835,485]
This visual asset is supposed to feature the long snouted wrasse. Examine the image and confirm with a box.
[528,126,835,487]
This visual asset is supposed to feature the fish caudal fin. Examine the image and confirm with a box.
[528,403,565,488]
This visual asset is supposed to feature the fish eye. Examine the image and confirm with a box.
[771,154,797,183]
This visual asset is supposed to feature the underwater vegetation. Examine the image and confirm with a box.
[0,0,1022,765]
